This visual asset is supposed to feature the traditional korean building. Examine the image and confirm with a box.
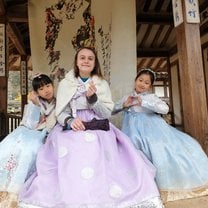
[0,0,207,154]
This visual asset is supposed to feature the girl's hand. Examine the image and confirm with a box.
[134,96,142,106]
[29,91,40,106]
[39,115,46,124]
[123,96,134,108]
[71,118,85,131]
[124,96,142,108]
[86,81,97,97]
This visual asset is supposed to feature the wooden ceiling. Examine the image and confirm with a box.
[0,0,29,70]
[137,0,208,73]
[0,0,208,72]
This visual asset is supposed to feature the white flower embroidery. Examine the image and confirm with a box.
[58,146,68,158]
[109,184,123,198]
[84,132,96,142]
[81,167,94,179]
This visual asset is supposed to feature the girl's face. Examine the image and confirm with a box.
[76,48,95,78]
[36,83,54,102]
[135,74,152,94]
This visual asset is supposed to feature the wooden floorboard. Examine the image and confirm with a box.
[164,196,208,208]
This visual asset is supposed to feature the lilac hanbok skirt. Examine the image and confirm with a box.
[19,110,163,208]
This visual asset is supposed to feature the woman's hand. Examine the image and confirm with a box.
[86,81,97,98]
[28,91,40,106]
[70,118,85,131]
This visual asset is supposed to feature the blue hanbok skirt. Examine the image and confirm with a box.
[122,111,208,202]
[0,126,46,206]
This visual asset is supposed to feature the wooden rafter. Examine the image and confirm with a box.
[7,12,28,23]
[0,0,5,15]
[143,0,152,12]
[151,25,164,48]
[159,26,173,48]
[146,58,155,68]
[199,1,208,12]
[139,24,153,48]
[7,22,26,55]
[137,58,147,69]
[154,0,165,12]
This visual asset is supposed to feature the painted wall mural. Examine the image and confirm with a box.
[98,25,111,83]
[29,0,112,83]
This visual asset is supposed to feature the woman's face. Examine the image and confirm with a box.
[76,48,95,78]
[135,73,152,94]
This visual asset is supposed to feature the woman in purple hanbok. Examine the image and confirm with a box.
[19,47,164,208]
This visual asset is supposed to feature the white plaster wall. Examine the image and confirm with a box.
[110,0,137,127]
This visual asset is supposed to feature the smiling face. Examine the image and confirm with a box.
[76,48,96,78]
[135,73,152,94]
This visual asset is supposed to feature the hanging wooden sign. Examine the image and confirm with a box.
[172,0,183,27]
[0,24,5,76]
[21,60,27,95]
[185,0,200,23]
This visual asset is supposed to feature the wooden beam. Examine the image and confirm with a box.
[169,45,177,56]
[137,12,174,25]
[7,12,28,23]
[137,48,169,57]
[199,1,208,12]
[0,0,5,15]
[7,23,26,55]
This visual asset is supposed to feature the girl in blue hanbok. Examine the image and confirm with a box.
[0,74,56,208]
[112,68,208,203]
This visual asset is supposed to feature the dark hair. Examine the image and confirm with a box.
[135,68,156,85]
[73,47,103,78]
[32,74,53,92]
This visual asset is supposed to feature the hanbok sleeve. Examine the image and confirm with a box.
[87,80,114,119]
[88,100,112,119]
[111,95,129,115]
[141,94,169,114]
[20,102,41,129]
[56,104,74,127]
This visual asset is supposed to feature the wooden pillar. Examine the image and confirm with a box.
[167,57,175,126]
[20,55,28,115]
[174,0,208,153]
